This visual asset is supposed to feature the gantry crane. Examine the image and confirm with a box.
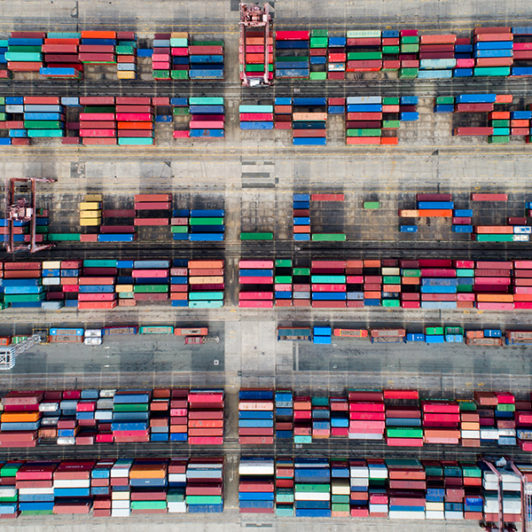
[4,177,55,253]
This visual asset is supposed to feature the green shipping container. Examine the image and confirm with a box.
[116,44,135,55]
[436,96,454,104]
[133,285,168,293]
[383,276,401,284]
[275,259,292,267]
[383,120,400,129]
[401,44,419,53]
[476,234,514,242]
[426,327,444,335]
[189,217,224,225]
[48,233,81,242]
[113,403,149,412]
[153,70,170,79]
[386,427,423,438]
[400,68,419,78]
[131,501,167,510]
[173,107,189,116]
[363,201,380,209]
[492,120,510,127]
[27,130,64,138]
[246,64,273,72]
[189,292,224,300]
[382,299,400,307]
[456,269,474,277]
[474,67,511,76]
[489,136,510,144]
[8,45,42,52]
[293,268,310,276]
[383,97,399,105]
[275,276,292,284]
[4,294,44,303]
[170,38,188,47]
[171,226,188,233]
[382,46,400,54]
[311,29,328,37]
[24,121,63,129]
[310,72,327,81]
[171,70,189,80]
[401,36,420,44]
[310,37,328,48]
[347,128,382,137]
[295,484,330,493]
[191,40,223,46]
[186,495,222,504]
[347,52,382,60]
[240,232,273,240]
[84,259,117,267]
[311,233,346,241]
[189,97,224,105]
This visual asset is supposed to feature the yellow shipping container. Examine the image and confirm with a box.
[84,193,103,202]
[79,210,101,218]
[115,284,134,293]
[79,218,101,226]
[42,260,61,269]
[79,202,101,210]
[117,71,136,80]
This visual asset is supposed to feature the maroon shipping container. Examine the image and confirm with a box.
[455,103,494,112]
[416,193,452,201]
[188,45,223,55]
[102,209,135,217]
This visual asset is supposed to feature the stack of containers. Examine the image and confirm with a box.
[274,259,293,307]
[99,205,136,244]
[385,389,423,447]
[40,32,82,79]
[16,96,64,142]
[0,391,42,448]
[79,96,116,145]
[110,459,133,517]
[240,20,273,84]
[363,259,383,308]
[189,39,224,80]
[275,459,295,516]
[170,208,189,240]
[170,97,190,139]
[90,460,113,515]
[309,29,328,81]
[238,390,274,445]
[115,32,136,80]
[382,30,400,72]
[330,395,349,437]
[293,193,311,241]
[187,390,224,445]
[275,30,310,79]
[345,259,364,308]
[330,460,350,516]
[111,390,149,443]
[132,259,169,305]
[17,462,56,516]
[169,32,189,80]
[495,392,517,446]
[348,391,385,442]
[422,401,461,444]
[239,104,274,130]
[292,97,327,146]
[78,260,117,310]
[187,259,224,308]
[346,30,382,73]
[388,459,427,520]
[476,392,500,445]
[53,461,94,515]
[129,460,168,515]
[188,209,225,241]
[189,97,224,138]
[328,96,345,117]
[152,33,171,80]
[474,260,514,311]
[294,459,331,517]
[511,26,532,75]
[349,460,370,517]
[400,30,420,78]
[79,196,102,229]
[167,458,187,513]
[239,458,274,514]
[459,399,481,447]
[273,97,292,130]
[79,30,117,68]
[293,395,312,444]
[185,458,223,513]
[514,260,532,310]
[418,33,457,79]
[311,260,347,309]
[116,96,153,146]
[313,326,332,345]
[275,391,294,440]
[42,262,65,310]
[2,274,44,309]
[367,460,389,518]
[311,396,330,439]
[309,193,346,242]
[473,27,513,77]
[134,193,170,228]
[167,389,188,442]
[169,258,188,307]
[239,259,274,308]
[148,389,169,442]
[5,32,43,73]
[346,96,383,145]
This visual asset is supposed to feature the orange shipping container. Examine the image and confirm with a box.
[81,31,117,39]
[117,122,153,130]
[417,209,453,217]
[364,260,381,268]
[0,337,10,346]
[1,412,41,423]
[475,226,513,234]
[188,260,224,269]
[292,112,327,121]
[188,276,223,285]
[476,294,514,303]
[402,277,420,285]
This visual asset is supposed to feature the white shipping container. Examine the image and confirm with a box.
[57,437,75,445]
[480,429,499,440]
[331,483,350,495]
[350,478,369,487]
[381,267,400,275]
[445,511,464,520]
[350,466,369,477]
[53,479,90,488]
[43,261,61,269]
[389,510,425,519]
[369,504,388,513]
[39,402,59,412]
[19,487,54,495]
[97,398,114,409]
[294,492,330,501]
[95,410,113,421]
[111,492,130,500]
[100,389,116,398]
[238,401,273,411]
[168,501,187,513]
[41,417,59,425]
[239,464,274,476]
[42,277,61,286]
[348,432,383,440]
[461,430,480,439]
[425,502,444,511]
[426,511,445,520]
[168,473,186,483]
[111,508,130,517]
[0,487,16,497]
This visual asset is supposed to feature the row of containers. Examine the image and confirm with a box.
[238,389,532,449]
[0,389,223,447]
[240,25,532,83]
[239,457,528,523]
[0,96,225,146]
[0,259,225,310]
[0,455,528,523]
[4,386,532,450]
[0,30,224,80]
[4,92,532,146]
[398,192,532,241]
[0,458,223,518]
[239,96,419,146]
[76,193,225,243]
[278,326,532,347]
[237,258,532,310]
